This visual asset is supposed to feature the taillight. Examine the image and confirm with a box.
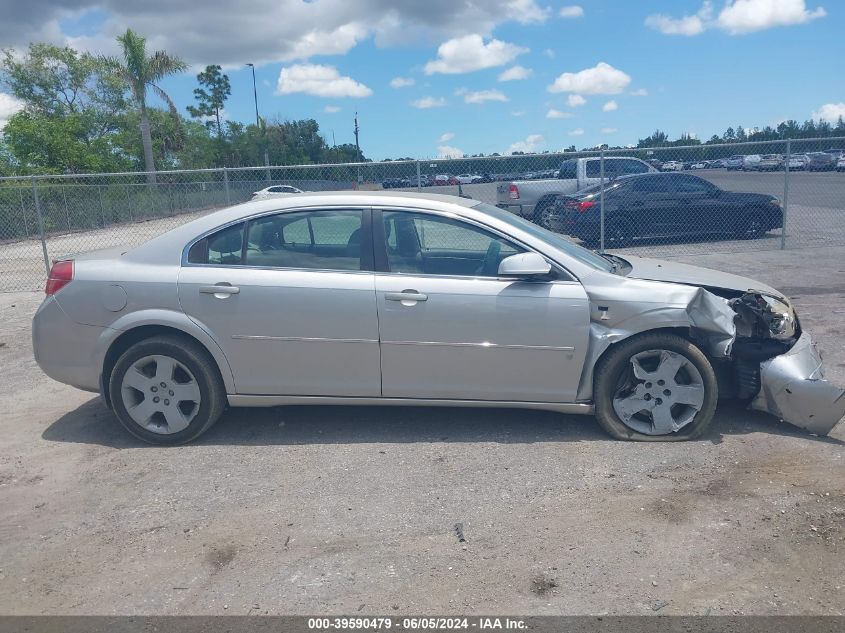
[565,200,596,213]
[509,184,520,199]
[45,260,73,296]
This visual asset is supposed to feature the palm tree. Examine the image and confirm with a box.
[106,29,186,182]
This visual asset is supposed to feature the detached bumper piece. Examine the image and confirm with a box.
[751,333,845,436]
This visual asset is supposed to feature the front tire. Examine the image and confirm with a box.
[735,210,767,240]
[593,333,718,441]
[109,335,226,445]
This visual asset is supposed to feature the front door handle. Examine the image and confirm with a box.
[199,284,240,296]
[385,290,428,303]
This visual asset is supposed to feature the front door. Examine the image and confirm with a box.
[178,208,381,396]
[373,209,590,403]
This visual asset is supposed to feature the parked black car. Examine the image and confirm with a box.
[544,173,782,246]
[382,177,412,189]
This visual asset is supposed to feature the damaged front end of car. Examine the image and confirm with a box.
[582,271,845,436]
[727,292,845,436]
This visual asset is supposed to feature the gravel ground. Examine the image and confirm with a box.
[0,246,843,615]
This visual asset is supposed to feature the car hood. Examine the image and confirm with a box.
[620,254,784,298]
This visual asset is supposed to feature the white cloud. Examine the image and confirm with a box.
[439,132,455,142]
[425,34,527,74]
[276,64,372,98]
[411,96,447,109]
[548,62,631,95]
[602,100,618,112]
[0,92,25,129]
[568,128,585,136]
[601,127,618,134]
[546,108,574,119]
[812,102,845,123]
[324,105,341,113]
[506,134,544,154]
[630,88,648,96]
[390,77,415,88]
[567,94,587,107]
[0,1,557,68]
[543,48,555,58]
[645,2,712,35]
[647,0,825,36]
[438,144,464,158]
[464,89,509,104]
[717,0,826,33]
[559,5,584,18]
[511,110,526,117]
[498,65,532,81]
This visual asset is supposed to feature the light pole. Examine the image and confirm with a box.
[246,63,260,126]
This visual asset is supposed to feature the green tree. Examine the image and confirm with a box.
[186,65,230,138]
[1,43,128,172]
[104,29,186,182]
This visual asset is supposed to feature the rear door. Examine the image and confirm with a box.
[178,208,381,396]
[625,175,678,236]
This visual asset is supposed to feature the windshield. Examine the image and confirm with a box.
[472,202,614,272]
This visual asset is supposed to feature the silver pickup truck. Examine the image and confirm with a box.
[496,156,655,225]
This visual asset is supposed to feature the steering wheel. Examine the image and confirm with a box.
[479,240,502,276]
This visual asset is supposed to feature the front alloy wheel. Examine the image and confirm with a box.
[593,332,718,441]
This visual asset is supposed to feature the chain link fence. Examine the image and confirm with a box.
[1,137,843,291]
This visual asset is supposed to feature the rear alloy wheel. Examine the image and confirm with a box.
[533,200,555,230]
[109,335,226,445]
[735,211,767,240]
[594,333,717,441]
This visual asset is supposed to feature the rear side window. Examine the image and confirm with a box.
[244,209,364,271]
[187,222,245,265]
[675,175,715,194]
[632,176,672,194]
[585,159,602,178]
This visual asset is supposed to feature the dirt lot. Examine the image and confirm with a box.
[0,247,843,616]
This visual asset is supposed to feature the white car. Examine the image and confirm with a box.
[661,161,683,171]
[456,174,475,184]
[689,162,707,170]
[787,154,809,170]
[251,185,305,199]
[838,156,845,172]
[742,155,762,171]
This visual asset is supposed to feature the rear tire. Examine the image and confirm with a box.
[593,332,718,441]
[109,335,226,445]
[605,217,634,247]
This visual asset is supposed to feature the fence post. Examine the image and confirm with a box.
[31,178,50,275]
[62,184,71,230]
[97,185,107,228]
[599,147,606,252]
[416,161,422,192]
[19,187,30,238]
[223,167,231,204]
[781,138,790,250]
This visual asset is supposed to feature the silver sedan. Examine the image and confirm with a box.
[32,192,845,444]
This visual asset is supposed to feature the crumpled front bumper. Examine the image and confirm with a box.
[751,332,845,436]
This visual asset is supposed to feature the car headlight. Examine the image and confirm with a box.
[762,295,797,340]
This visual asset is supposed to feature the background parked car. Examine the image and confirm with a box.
[758,154,784,171]
[837,156,845,172]
[725,155,744,170]
[661,161,683,171]
[806,152,837,171]
[251,185,304,199]
[742,154,762,171]
[382,177,411,189]
[689,161,707,170]
[787,154,809,170]
[545,172,782,245]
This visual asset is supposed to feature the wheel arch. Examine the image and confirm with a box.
[98,314,235,409]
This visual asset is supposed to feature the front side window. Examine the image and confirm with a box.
[244,209,364,270]
[382,211,524,277]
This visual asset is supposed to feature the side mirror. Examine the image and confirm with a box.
[498,252,552,279]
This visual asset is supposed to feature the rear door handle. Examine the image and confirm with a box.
[385,291,428,303]
[199,284,240,295]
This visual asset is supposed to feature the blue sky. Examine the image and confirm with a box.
[3,1,843,160]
